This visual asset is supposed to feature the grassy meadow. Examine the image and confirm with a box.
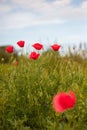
[0,45,87,130]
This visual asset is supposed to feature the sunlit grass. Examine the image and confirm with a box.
[0,47,87,130]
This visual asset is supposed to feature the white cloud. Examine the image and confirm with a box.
[0,4,11,14]
[0,0,87,30]
[0,12,64,31]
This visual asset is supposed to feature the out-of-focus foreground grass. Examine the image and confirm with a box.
[0,46,87,130]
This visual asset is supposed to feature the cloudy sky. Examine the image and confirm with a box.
[0,0,87,49]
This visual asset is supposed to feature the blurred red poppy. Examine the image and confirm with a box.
[17,40,25,47]
[29,52,40,60]
[32,43,43,50]
[13,61,18,66]
[53,91,76,113]
[51,44,61,51]
[5,46,14,53]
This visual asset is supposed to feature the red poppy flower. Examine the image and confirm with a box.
[29,52,40,60]
[32,43,43,50]
[53,91,76,113]
[51,44,61,51]
[17,40,25,47]
[5,46,14,53]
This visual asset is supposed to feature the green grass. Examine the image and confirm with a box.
[0,49,87,130]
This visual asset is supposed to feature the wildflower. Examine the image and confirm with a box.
[51,44,61,51]
[32,43,43,50]
[53,91,76,113]
[13,61,18,66]
[29,52,40,60]
[17,40,25,47]
[5,46,14,53]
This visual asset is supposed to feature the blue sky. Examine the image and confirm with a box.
[0,0,87,51]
